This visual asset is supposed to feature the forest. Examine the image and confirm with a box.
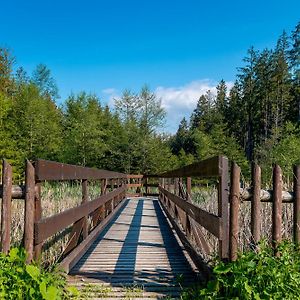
[0,21,299,179]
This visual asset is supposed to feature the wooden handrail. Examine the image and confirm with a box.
[157,155,229,260]
[35,186,126,244]
[35,159,126,181]
[158,155,225,178]
[159,186,222,238]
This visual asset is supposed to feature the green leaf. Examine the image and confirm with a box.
[40,281,47,299]
[9,248,19,261]
[26,265,40,281]
[244,281,252,295]
[213,264,232,274]
[45,286,59,300]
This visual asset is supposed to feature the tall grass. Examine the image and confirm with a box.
[191,183,294,261]
[1,182,103,266]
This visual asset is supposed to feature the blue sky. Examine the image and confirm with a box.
[1,0,299,132]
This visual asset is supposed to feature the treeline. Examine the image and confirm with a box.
[0,21,299,179]
[0,53,177,176]
[170,21,300,180]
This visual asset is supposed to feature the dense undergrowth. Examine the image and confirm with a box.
[0,248,77,299]
[182,241,300,300]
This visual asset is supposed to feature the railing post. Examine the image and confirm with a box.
[186,177,191,200]
[218,156,229,260]
[272,165,282,255]
[24,160,35,263]
[293,165,300,244]
[34,182,43,260]
[1,160,12,254]
[229,162,240,261]
[145,176,148,196]
[82,179,88,239]
[251,163,261,247]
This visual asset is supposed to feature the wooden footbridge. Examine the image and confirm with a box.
[2,156,299,298]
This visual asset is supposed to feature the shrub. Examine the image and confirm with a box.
[0,247,77,299]
[182,241,300,299]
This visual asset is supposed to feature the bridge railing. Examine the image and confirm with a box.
[156,156,229,274]
[0,159,127,272]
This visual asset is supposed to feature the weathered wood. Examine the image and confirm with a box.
[63,179,89,255]
[35,159,126,181]
[35,186,126,244]
[82,179,88,239]
[159,187,222,238]
[24,161,35,263]
[240,188,294,202]
[218,156,229,260]
[127,183,143,188]
[63,219,85,256]
[251,163,261,245]
[69,198,200,291]
[158,156,224,178]
[0,184,26,199]
[159,198,211,279]
[293,165,300,244]
[60,199,128,273]
[126,174,144,179]
[91,179,107,227]
[272,165,282,253]
[178,181,210,254]
[186,177,191,199]
[229,162,240,261]
[34,183,43,260]
[1,160,12,254]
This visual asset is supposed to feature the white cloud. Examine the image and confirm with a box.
[101,79,234,134]
[156,79,233,133]
[101,88,120,107]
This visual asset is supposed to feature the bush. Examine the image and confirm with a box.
[182,241,300,299]
[0,248,77,299]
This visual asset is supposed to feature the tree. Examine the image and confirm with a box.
[12,83,62,162]
[170,117,193,155]
[0,47,15,95]
[63,93,106,167]
[138,85,166,134]
[114,89,140,122]
[32,64,59,99]
[289,22,300,122]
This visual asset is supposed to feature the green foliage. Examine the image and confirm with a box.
[0,248,76,300]
[181,241,300,300]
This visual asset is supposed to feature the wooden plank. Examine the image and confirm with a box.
[159,186,221,238]
[35,186,126,244]
[0,184,26,199]
[1,160,12,254]
[159,198,211,279]
[63,218,84,255]
[126,174,144,179]
[69,197,199,291]
[82,179,88,239]
[272,165,282,254]
[240,188,294,202]
[294,165,300,244]
[34,183,43,260]
[60,199,128,273]
[158,156,223,178]
[218,156,229,260]
[127,183,143,188]
[34,159,126,181]
[229,162,240,262]
[251,163,261,246]
[24,160,35,263]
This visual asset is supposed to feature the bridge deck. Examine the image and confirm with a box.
[68,197,199,298]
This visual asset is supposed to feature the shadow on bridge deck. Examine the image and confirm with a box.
[68,197,200,297]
